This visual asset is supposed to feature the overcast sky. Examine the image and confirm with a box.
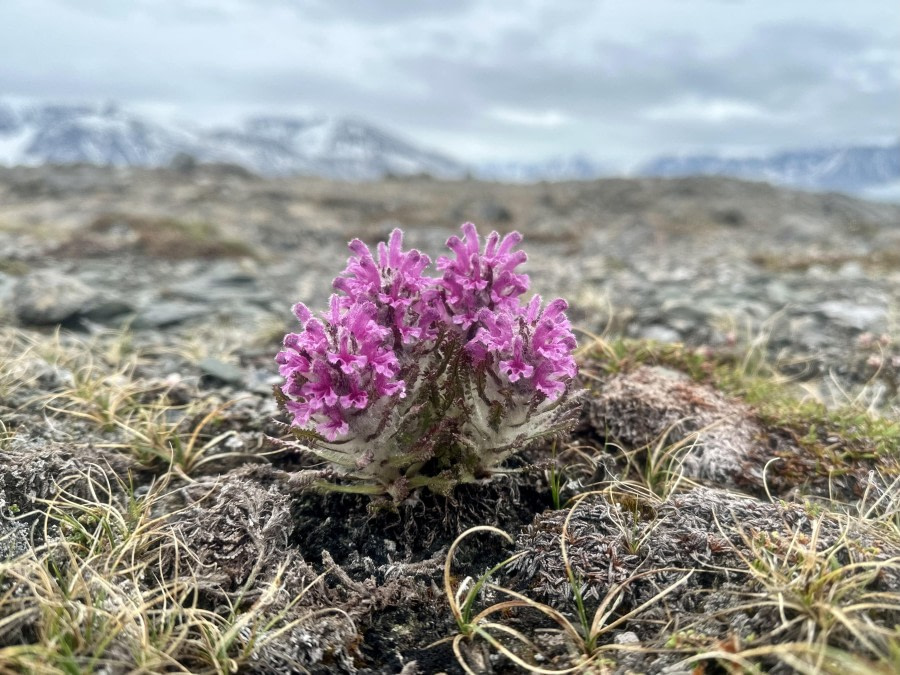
[1,0,898,166]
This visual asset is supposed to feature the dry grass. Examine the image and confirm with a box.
[51,213,257,260]
[751,248,900,274]
[437,487,900,673]
[0,467,347,674]
[671,508,900,674]
[2,328,268,478]
[434,335,900,673]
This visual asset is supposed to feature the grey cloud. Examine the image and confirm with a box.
[382,19,898,158]
[0,1,897,163]
[297,0,477,23]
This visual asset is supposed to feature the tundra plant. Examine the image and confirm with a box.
[275,223,581,501]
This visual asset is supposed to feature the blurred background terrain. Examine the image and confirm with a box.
[2,166,899,407]
[0,0,898,402]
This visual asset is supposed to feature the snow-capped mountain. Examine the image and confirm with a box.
[478,155,608,182]
[0,99,467,179]
[639,143,900,194]
[2,99,897,195]
[206,116,466,179]
[0,101,204,167]
[477,144,900,196]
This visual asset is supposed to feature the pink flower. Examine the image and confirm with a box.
[500,337,534,382]
[276,222,578,449]
[319,412,350,441]
[437,223,530,328]
[333,228,435,343]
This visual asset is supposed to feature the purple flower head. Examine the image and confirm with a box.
[276,295,406,441]
[333,228,436,343]
[436,223,530,329]
[466,294,577,401]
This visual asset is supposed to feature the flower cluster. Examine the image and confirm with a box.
[467,295,577,399]
[275,223,581,500]
[276,297,402,441]
[437,223,529,327]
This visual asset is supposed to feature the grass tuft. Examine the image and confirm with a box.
[0,466,347,674]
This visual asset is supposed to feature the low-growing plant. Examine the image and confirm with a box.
[437,506,694,672]
[662,506,900,674]
[34,333,258,477]
[274,223,583,500]
[558,493,695,657]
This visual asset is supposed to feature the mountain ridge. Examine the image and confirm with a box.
[0,100,467,180]
[0,98,897,196]
[638,142,900,194]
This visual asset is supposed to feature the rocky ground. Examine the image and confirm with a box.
[1,165,899,673]
[2,164,899,403]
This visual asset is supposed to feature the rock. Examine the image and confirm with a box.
[764,279,791,305]
[15,357,75,390]
[640,325,681,344]
[478,200,513,223]
[614,631,641,645]
[13,270,99,325]
[450,199,513,225]
[0,516,29,560]
[132,301,208,328]
[712,207,745,227]
[163,260,269,306]
[0,274,16,318]
[198,357,245,385]
[662,304,707,334]
[838,261,865,279]
[81,294,135,322]
[815,301,886,332]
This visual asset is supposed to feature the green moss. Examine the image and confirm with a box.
[0,259,29,276]
[581,337,714,381]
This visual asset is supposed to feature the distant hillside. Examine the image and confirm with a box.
[1,99,897,195]
[0,100,467,180]
[639,142,900,195]
[477,143,900,197]
[478,155,608,182]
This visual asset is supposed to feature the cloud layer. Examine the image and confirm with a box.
[1,0,897,165]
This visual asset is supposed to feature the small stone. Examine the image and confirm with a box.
[13,270,99,325]
[640,324,681,343]
[132,301,208,328]
[478,201,513,223]
[712,207,745,227]
[765,280,791,305]
[815,301,886,332]
[198,357,245,385]
[837,261,865,279]
[615,631,641,645]
[82,294,135,321]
